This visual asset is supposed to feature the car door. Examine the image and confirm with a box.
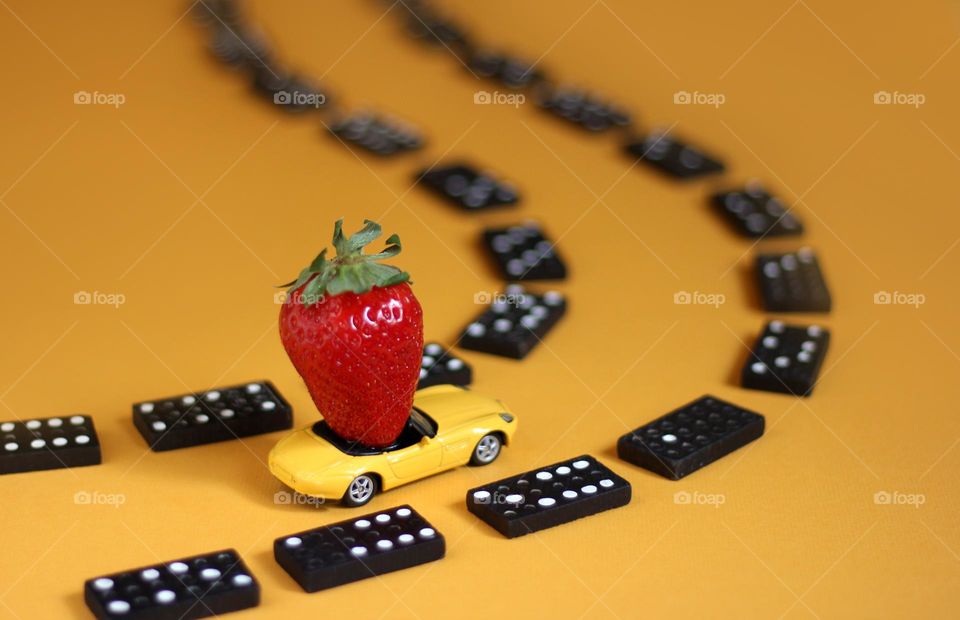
[386,435,443,479]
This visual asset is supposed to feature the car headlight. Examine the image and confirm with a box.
[499,413,514,423]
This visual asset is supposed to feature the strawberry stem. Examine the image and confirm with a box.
[280,219,410,305]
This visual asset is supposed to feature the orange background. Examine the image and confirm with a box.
[1,1,959,618]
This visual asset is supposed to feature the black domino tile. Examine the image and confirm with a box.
[741,321,830,397]
[328,113,423,156]
[617,395,765,480]
[536,87,631,132]
[84,549,259,620]
[482,223,567,281]
[712,182,803,238]
[625,130,725,180]
[274,505,445,592]
[415,164,519,210]
[756,247,831,313]
[402,3,471,49]
[132,381,293,452]
[466,455,631,538]
[467,50,544,89]
[459,285,566,360]
[0,415,100,475]
[208,24,272,69]
[418,343,472,388]
[192,0,244,27]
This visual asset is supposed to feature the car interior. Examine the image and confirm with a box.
[312,408,439,456]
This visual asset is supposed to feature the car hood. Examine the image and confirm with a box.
[269,425,352,478]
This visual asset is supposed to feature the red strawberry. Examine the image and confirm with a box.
[279,220,424,448]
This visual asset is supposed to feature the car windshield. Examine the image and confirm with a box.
[311,408,438,456]
[409,407,438,438]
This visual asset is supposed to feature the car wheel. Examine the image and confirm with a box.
[470,433,502,466]
[342,474,378,507]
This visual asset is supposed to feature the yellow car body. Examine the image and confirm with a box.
[268,385,516,503]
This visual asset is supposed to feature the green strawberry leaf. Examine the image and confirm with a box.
[282,219,411,305]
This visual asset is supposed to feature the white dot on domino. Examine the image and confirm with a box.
[106,601,130,615]
[232,574,253,587]
[155,590,175,604]
[92,578,113,591]
[168,562,189,574]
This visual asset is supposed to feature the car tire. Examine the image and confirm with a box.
[342,474,378,507]
[469,433,502,466]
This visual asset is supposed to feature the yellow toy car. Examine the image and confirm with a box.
[269,385,517,507]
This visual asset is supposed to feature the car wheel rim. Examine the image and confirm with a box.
[350,477,373,502]
[476,436,500,463]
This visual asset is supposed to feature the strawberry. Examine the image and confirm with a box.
[279,220,424,448]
